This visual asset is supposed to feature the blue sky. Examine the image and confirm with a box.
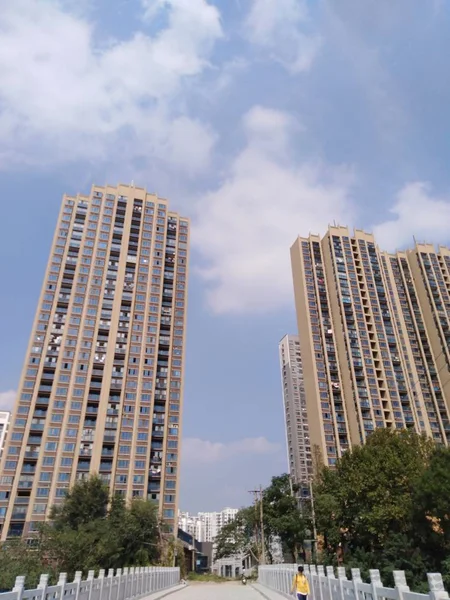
[1,0,450,513]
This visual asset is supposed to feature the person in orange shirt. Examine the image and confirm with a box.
[291,565,310,600]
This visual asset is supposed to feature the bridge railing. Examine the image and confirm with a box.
[258,564,449,600]
[0,567,180,600]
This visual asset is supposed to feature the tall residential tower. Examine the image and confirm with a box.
[278,335,312,488]
[0,184,189,539]
[291,226,450,469]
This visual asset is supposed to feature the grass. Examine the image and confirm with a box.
[187,572,229,583]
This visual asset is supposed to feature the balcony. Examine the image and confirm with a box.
[24,451,39,459]
[79,449,92,457]
[17,481,33,490]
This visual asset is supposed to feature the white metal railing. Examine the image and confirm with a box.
[258,564,449,600]
[0,567,180,600]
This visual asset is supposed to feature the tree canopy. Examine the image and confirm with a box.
[0,476,164,590]
[313,428,450,591]
[214,474,310,564]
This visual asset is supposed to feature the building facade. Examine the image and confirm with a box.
[278,335,312,487]
[0,412,10,459]
[178,507,238,543]
[0,184,189,539]
[178,511,203,541]
[290,226,450,468]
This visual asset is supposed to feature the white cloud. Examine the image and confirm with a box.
[245,0,321,73]
[373,182,450,252]
[0,390,16,412]
[193,105,355,314]
[0,0,222,173]
[183,436,281,464]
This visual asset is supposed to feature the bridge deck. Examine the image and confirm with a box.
[146,582,287,600]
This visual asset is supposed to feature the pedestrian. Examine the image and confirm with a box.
[291,565,310,600]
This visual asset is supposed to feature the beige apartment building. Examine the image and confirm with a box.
[0,184,189,539]
[291,226,450,469]
[278,335,312,488]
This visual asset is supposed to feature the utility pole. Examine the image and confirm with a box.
[309,479,317,561]
[259,485,266,565]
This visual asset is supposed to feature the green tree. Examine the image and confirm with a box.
[314,429,434,559]
[0,539,48,591]
[51,475,109,530]
[214,506,258,561]
[262,474,310,562]
[38,477,161,578]
[413,447,450,550]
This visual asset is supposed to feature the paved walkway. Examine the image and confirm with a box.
[147,582,288,600]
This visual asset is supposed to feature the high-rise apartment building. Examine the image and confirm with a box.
[290,226,450,468]
[278,335,312,487]
[0,184,189,539]
[0,412,10,458]
[178,508,238,543]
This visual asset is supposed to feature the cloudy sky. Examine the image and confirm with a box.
[1,0,450,513]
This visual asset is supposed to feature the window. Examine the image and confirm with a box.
[61,458,73,467]
[163,509,175,519]
[37,488,50,497]
[43,457,55,466]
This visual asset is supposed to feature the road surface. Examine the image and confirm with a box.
[169,582,281,599]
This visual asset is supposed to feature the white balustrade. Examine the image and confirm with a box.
[258,565,449,600]
[1,568,180,600]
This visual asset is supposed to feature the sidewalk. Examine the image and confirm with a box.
[252,583,291,600]
[143,584,186,600]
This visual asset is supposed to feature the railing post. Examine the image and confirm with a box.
[98,569,105,600]
[337,567,347,600]
[428,574,450,600]
[74,571,83,600]
[38,574,49,600]
[318,565,326,600]
[114,568,121,600]
[130,567,136,598]
[122,568,129,600]
[351,568,362,600]
[326,565,335,600]
[13,576,25,600]
[370,569,383,600]
[57,573,67,600]
[87,569,95,600]
[107,569,114,600]
[392,571,409,600]
[310,564,318,600]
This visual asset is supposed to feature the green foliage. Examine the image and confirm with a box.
[187,572,227,582]
[50,476,109,530]
[263,474,310,562]
[0,539,49,591]
[314,428,450,591]
[0,476,163,589]
[214,506,257,561]
[214,474,310,564]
